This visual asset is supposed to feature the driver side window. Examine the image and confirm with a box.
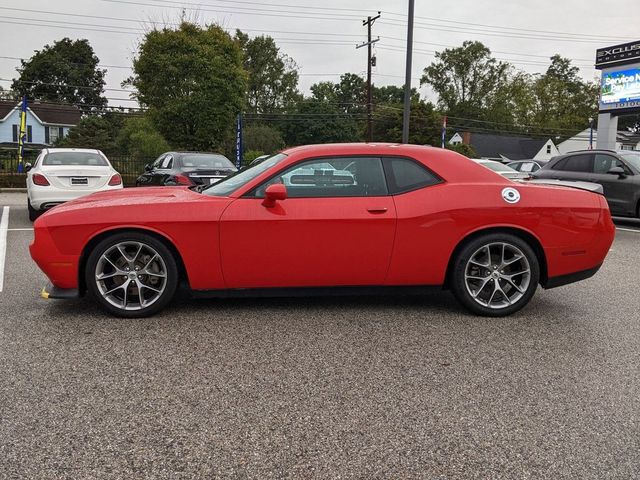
[253,157,388,198]
[594,154,627,174]
[152,155,165,169]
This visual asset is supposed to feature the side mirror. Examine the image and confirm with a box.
[144,164,152,172]
[24,162,32,172]
[607,166,626,178]
[262,183,287,208]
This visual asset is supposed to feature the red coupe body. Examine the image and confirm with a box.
[30,143,615,302]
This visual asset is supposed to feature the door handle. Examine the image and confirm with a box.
[367,207,388,214]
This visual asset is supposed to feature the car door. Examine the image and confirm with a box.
[542,153,594,182]
[156,154,174,185]
[137,154,165,186]
[590,153,637,216]
[219,156,397,289]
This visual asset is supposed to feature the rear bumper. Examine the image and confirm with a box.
[29,184,123,210]
[41,282,80,300]
[542,264,602,289]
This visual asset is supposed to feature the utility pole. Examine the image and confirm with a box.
[402,0,415,144]
[357,12,380,143]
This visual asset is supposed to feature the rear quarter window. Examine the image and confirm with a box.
[383,157,442,194]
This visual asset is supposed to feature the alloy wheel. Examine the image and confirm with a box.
[94,241,168,311]
[463,242,531,309]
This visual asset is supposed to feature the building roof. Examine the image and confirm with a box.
[0,99,81,126]
[617,130,640,145]
[464,133,549,160]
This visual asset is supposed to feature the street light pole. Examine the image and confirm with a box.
[589,117,594,150]
[401,0,415,144]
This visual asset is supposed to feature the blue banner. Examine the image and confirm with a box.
[235,113,243,169]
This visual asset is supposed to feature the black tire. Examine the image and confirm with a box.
[85,232,179,318]
[450,233,540,317]
[28,199,40,222]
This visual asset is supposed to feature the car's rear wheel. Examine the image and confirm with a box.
[450,233,540,317]
[27,199,40,222]
[85,232,178,318]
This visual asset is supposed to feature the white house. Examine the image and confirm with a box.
[557,128,640,154]
[449,132,559,162]
[0,99,81,148]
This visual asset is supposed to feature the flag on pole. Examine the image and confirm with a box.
[440,115,447,149]
[17,96,28,173]
[235,113,243,169]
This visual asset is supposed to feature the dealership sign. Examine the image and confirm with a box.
[596,41,640,69]
[601,68,640,105]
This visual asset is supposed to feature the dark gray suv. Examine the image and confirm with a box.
[533,150,640,218]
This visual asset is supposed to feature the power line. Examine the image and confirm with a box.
[101,0,638,41]
[380,10,636,41]
[0,7,366,38]
[378,20,627,45]
[98,0,362,22]
[0,7,603,66]
[1,78,135,94]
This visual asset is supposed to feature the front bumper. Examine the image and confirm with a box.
[41,282,80,299]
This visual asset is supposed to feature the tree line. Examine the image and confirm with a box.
[8,22,632,162]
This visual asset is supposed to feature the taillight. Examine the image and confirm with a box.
[32,173,50,186]
[173,174,192,186]
[108,173,122,186]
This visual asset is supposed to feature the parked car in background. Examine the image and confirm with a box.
[533,150,640,218]
[472,159,530,180]
[249,154,270,167]
[506,159,548,173]
[26,148,122,221]
[32,143,614,319]
[136,152,237,187]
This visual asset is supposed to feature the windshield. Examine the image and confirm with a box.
[202,153,288,196]
[180,154,235,169]
[43,152,108,166]
[620,152,640,171]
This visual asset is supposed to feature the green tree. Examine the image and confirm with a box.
[116,115,171,160]
[56,113,123,154]
[12,38,106,112]
[243,124,284,154]
[374,84,419,105]
[280,99,360,146]
[235,30,300,113]
[525,55,599,136]
[372,100,441,145]
[126,22,246,151]
[447,143,477,157]
[420,41,511,121]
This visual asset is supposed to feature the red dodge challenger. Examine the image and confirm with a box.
[30,143,615,318]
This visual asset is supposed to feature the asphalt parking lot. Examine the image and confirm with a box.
[0,191,639,479]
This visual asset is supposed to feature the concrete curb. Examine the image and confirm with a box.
[0,188,27,193]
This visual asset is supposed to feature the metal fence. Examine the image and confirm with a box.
[0,154,154,187]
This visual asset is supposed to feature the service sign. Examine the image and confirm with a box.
[599,66,640,111]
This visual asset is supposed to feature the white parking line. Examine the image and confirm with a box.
[8,228,33,232]
[616,227,640,234]
[0,206,9,292]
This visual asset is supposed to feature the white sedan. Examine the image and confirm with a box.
[26,148,123,221]
[472,159,530,181]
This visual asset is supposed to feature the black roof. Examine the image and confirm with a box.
[0,100,81,126]
[464,133,550,160]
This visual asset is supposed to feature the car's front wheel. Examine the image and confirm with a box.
[450,233,540,317]
[85,232,179,317]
